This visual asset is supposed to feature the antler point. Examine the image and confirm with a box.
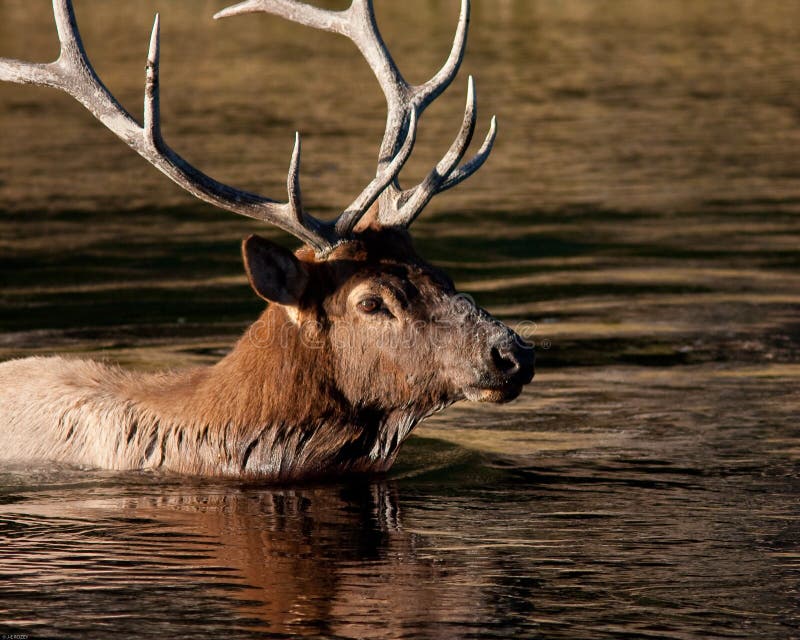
[148,14,161,63]
[214,1,261,21]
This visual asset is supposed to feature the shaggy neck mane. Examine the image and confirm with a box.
[124,303,425,479]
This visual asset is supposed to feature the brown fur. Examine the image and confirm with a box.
[0,229,533,480]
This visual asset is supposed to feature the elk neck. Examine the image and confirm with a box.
[126,303,431,478]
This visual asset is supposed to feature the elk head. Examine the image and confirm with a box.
[0,0,534,476]
[243,228,534,416]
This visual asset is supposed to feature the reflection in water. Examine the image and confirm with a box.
[1,359,799,639]
[1,0,800,638]
[0,479,455,639]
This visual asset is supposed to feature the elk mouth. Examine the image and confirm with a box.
[463,343,535,403]
[464,383,525,404]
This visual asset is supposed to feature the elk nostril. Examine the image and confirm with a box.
[490,345,520,376]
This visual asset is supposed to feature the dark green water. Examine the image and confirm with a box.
[1,1,800,638]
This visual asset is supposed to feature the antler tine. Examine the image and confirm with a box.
[334,108,418,237]
[387,76,498,227]
[345,0,474,223]
[216,0,414,238]
[287,132,305,226]
[144,14,163,146]
[214,0,349,33]
[1,0,338,253]
[382,75,477,227]
[411,0,470,113]
[216,0,493,233]
[438,115,497,192]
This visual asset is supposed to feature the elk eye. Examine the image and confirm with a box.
[358,297,383,314]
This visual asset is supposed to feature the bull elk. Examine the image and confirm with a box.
[0,0,534,480]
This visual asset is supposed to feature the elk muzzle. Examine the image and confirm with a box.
[465,330,535,404]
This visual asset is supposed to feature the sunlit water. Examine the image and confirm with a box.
[1,1,800,638]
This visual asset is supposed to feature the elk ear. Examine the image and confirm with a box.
[242,234,309,305]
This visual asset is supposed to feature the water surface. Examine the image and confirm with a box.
[1,1,800,638]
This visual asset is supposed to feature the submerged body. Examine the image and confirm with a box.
[0,355,414,479]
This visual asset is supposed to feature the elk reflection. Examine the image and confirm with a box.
[117,480,438,636]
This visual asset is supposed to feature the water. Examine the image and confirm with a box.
[1,0,800,638]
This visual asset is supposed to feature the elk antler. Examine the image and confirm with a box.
[216,0,497,231]
[0,0,494,254]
